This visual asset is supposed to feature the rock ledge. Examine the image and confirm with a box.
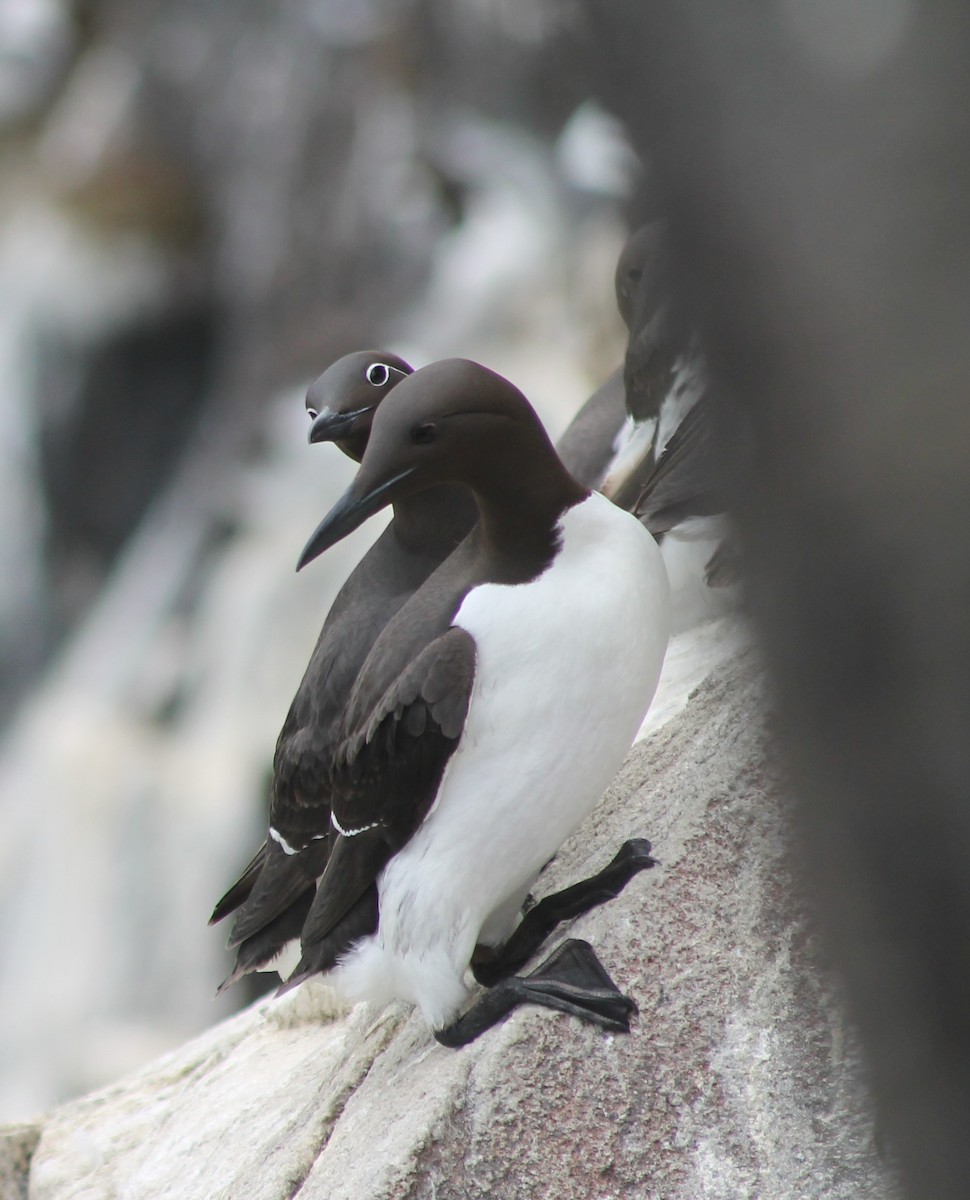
[4,618,894,1200]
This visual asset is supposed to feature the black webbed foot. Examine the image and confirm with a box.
[435,938,636,1048]
[472,838,656,987]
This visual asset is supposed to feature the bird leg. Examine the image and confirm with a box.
[471,838,656,987]
[434,938,636,1048]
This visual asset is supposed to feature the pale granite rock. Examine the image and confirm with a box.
[8,618,896,1200]
[0,1125,39,1200]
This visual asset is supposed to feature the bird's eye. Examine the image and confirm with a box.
[411,422,437,445]
[307,408,319,420]
[366,363,390,386]
[627,268,643,283]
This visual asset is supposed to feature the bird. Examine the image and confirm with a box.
[576,221,744,612]
[605,221,704,510]
[209,350,477,989]
[210,341,697,991]
[555,223,664,490]
[281,357,670,1046]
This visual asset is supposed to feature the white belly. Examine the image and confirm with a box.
[334,493,670,1028]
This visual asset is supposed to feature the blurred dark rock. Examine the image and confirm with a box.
[37,302,218,620]
[579,5,970,1199]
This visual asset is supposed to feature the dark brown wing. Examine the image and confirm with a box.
[266,620,360,851]
[290,627,476,978]
[209,841,267,925]
[217,885,316,993]
[225,838,330,947]
[636,389,755,536]
[211,537,431,939]
[633,391,717,532]
[268,522,444,852]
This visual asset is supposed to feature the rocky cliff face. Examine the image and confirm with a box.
[0,0,632,1122]
[0,4,895,1193]
[2,619,897,1199]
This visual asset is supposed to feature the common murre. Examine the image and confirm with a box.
[597,222,745,610]
[283,357,670,1045]
[209,350,477,988]
[556,222,667,491]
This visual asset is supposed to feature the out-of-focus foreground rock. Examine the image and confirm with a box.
[3,618,896,1199]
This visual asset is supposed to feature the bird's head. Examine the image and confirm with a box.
[614,222,666,333]
[297,358,545,570]
[305,351,413,463]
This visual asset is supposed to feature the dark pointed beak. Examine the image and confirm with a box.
[296,467,416,571]
[308,405,375,445]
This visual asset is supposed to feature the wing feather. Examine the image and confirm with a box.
[296,627,476,971]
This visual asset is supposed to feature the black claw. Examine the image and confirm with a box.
[519,938,638,1031]
[473,837,657,986]
[612,837,657,872]
[435,938,637,1048]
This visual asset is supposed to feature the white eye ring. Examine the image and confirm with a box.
[307,408,319,420]
[366,363,390,386]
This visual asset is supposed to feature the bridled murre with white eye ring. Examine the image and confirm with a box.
[209,349,478,991]
[305,360,410,422]
[365,361,409,388]
[303,355,413,454]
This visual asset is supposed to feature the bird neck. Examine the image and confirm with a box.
[472,454,589,583]
[391,484,474,555]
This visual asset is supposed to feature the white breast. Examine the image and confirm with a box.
[335,493,670,1027]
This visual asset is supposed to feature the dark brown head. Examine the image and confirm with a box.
[297,358,583,570]
[614,222,666,332]
[305,350,413,463]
